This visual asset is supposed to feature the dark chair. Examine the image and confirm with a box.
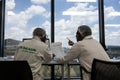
[91,58,120,80]
[0,61,33,80]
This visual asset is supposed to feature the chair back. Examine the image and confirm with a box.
[0,61,33,80]
[91,59,120,80]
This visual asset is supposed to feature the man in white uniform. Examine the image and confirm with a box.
[14,28,52,80]
[56,25,110,80]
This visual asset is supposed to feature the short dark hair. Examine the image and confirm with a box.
[33,28,46,38]
[78,25,92,37]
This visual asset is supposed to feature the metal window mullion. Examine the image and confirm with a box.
[98,0,106,50]
[51,0,54,43]
[0,0,5,57]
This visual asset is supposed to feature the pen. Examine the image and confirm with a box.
[66,37,72,41]
[66,37,70,40]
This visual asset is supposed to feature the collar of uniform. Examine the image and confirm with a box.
[83,35,93,40]
[33,36,41,41]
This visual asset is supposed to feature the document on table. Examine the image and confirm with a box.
[49,42,65,58]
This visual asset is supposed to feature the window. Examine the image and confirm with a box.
[55,0,99,48]
[104,0,120,59]
[4,0,51,56]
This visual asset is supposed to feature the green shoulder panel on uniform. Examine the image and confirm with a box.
[19,46,37,54]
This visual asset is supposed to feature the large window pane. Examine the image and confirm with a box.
[104,0,120,59]
[4,0,51,57]
[55,0,99,48]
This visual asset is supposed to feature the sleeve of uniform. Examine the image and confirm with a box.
[43,48,52,63]
[58,43,81,63]
[35,49,52,63]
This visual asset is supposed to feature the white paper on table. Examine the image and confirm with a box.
[50,42,65,58]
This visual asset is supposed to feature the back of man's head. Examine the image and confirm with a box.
[33,28,46,38]
[78,25,92,38]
